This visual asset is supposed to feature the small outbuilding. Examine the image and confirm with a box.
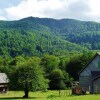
[79,52,100,93]
[0,73,9,93]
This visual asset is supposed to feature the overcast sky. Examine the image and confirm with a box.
[0,0,100,22]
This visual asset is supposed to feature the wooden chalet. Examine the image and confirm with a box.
[0,73,9,93]
[79,52,100,93]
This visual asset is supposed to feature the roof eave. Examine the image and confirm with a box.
[79,52,100,75]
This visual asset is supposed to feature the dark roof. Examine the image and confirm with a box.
[92,74,100,81]
[79,52,100,75]
[91,71,100,79]
[0,73,9,84]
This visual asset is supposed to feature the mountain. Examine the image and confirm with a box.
[0,17,100,57]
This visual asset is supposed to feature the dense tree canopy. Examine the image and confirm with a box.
[0,17,100,57]
[0,52,97,91]
[49,69,66,90]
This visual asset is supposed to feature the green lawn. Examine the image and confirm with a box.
[0,91,100,100]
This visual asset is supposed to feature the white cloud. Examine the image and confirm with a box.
[0,9,6,20]
[0,9,3,14]
[0,16,6,20]
[4,0,100,22]
[5,0,68,19]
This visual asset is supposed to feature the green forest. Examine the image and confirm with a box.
[0,17,100,57]
[0,52,96,90]
[0,17,100,97]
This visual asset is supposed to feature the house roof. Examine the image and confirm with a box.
[92,74,100,82]
[0,73,9,84]
[79,52,100,75]
[91,71,100,80]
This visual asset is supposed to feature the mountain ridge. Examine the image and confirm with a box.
[0,17,100,57]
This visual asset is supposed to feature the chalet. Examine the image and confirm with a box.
[0,73,9,93]
[79,52,100,93]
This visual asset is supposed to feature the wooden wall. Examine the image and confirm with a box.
[79,76,91,91]
[93,77,100,93]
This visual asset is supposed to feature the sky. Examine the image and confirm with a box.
[0,0,100,22]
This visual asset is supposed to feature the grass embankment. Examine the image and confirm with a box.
[0,90,100,100]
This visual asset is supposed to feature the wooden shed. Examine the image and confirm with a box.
[0,73,9,93]
[79,52,100,93]
[92,75,100,93]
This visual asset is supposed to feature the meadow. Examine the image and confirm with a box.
[0,90,100,100]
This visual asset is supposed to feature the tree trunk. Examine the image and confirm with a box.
[23,82,29,98]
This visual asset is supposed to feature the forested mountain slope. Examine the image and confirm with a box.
[0,17,100,57]
[20,17,100,49]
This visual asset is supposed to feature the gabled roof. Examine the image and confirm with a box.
[79,52,100,75]
[92,74,100,81]
[91,71,100,80]
[0,73,9,84]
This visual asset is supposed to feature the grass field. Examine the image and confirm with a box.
[0,90,100,100]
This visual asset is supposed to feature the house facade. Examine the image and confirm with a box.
[79,53,100,93]
[0,73,9,93]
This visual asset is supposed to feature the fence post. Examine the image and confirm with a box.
[69,87,71,96]
[66,89,68,96]
[89,86,90,94]
[96,85,98,94]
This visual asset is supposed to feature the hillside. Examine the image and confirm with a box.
[0,17,100,57]
[20,17,100,50]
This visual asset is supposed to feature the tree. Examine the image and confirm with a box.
[49,69,66,95]
[41,54,60,75]
[9,56,25,66]
[17,59,48,98]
